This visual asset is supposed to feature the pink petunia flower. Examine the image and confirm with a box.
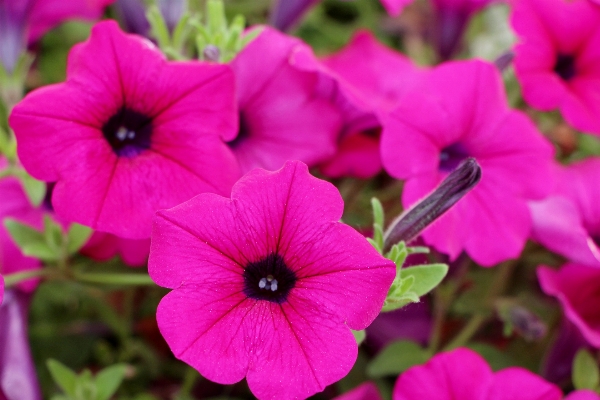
[393,348,562,400]
[565,391,600,400]
[381,60,554,266]
[379,0,414,16]
[0,159,43,292]
[334,382,383,400]
[10,20,240,239]
[538,264,600,348]
[0,275,3,305]
[511,0,600,135]
[530,159,600,268]
[80,232,150,266]
[315,30,423,178]
[0,0,114,73]
[149,161,396,400]
[228,26,342,175]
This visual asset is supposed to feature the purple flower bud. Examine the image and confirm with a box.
[384,157,481,251]
[0,0,30,73]
[158,0,186,33]
[494,51,515,72]
[269,0,320,32]
[114,0,150,37]
[0,290,41,400]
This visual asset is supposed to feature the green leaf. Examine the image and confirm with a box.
[67,223,93,254]
[95,364,128,400]
[371,197,384,229]
[573,349,600,391]
[22,241,60,261]
[352,330,366,346]
[19,172,46,206]
[4,217,44,248]
[367,340,429,378]
[401,264,448,297]
[47,359,78,397]
[43,214,63,252]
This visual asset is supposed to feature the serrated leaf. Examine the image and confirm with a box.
[47,359,78,397]
[573,349,600,390]
[352,330,366,346]
[95,364,128,400]
[67,223,93,254]
[401,264,448,297]
[367,340,429,378]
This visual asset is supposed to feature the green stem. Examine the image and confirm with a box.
[74,272,156,286]
[4,268,54,287]
[443,314,487,351]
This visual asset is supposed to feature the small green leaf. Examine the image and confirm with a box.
[401,264,448,297]
[47,359,78,397]
[67,223,93,254]
[4,217,44,249]
[352,330,366,346]
[367,340,429,378]
[43,214,63,252]
[22,241,60,261]
[371,197,384,229]
[95,364,128,400]
[367,237,381,252]
[19,173,46,206]
[573,349,600,391]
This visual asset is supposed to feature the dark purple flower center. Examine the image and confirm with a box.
[554,54,576,81]
[243,253,297,303]
[439,143,469,172]
[102,107,152,157]
[227,112,249,149]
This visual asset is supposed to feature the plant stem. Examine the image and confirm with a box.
[4,268,54,287]
[443,314,487,351]
[74,272,156,286]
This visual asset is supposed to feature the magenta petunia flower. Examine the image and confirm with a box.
[0,159,43,292]
[315,30,423,179]
[566,391,600,400]
[334,382,383,400]
[228,26,342,174]
[393,348,562,400]
[81,231,150,266]
[149,161,396,400]
[529,159,600,268]
[538,264,600,348]
[379,0,414,16]
[10,20,240,239]
[0,276,3,305]
[0,0,113,72]
[511,0,600,135]
[381,60,553,266]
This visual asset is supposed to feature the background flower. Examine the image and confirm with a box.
[381,60,553,266]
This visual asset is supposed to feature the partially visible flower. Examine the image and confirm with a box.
[393,348,562,400]
[511,0,600,135]
[334,382,383,400]
[366,301,432,350]
[541,320,591,385]
[379,0,414,16]
[269,0,320,31]
[158,0,186,32]
[113,0,149,36]
[0,290,42,400]
[149,161,396,400]
[381,60,553,266]
[0,0,114,73]
[0,159,43,292]
[315,30,423,178]
[566,391,600,400]
[530,159,600,267]
[81,232,150,266]
[10,21,239,239]
[538,264,600,348]
[228,26,342,174]
[0,275,3,305]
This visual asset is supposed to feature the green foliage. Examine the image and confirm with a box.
[573,349,600,392]
[352,329,366,346]
[366,340,429,378]
[47,359,127,400]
